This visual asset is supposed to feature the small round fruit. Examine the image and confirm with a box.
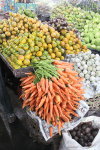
[36,51,42,57]
[23,59,30,65]
[17,60,23,66]
[51,53,55,59]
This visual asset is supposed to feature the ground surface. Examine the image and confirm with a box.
[0,85,55,150]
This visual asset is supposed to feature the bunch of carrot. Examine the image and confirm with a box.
[20,60,85,138]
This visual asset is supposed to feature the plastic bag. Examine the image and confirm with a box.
[26,100,89,142]
[59,116,100,150]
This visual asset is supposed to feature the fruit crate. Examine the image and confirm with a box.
[0,53,33,78]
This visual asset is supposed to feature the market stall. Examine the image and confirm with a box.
[0,1,100,149]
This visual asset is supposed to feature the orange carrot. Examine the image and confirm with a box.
[58,121,61,135]
[57,69,67,77]
[49,126,53,138]
[45,78,49,93]
[54,105,59,117]
[25,72,33,75]
[52,77,65,89]
[48,91,53,118]
[40,78,45,92]
[61,114,69,123]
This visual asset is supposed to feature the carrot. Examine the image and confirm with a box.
[65,69,77,75]
[25,72,33,75]
[49,126,53,138]
[48,91,53,118]
[58,78,65,85]
[45,78,49,93]
[57,104,63,116]
[40,78,45,92]
[61,114,69,123]
[39,107,44,117]
[51,77,65,89]
[57,70,67,77]
[67,101,76,110]
[60,76,69,84]
[70,110,79,117]
[20,76,28,81]
[72,83,83,88]
[69,74,77,82]
[77,77,83,83]
[54,105,59,118]
[36,96,46,115]
[61,100,66,109]
[22,83,35,89]
[58,121,61,135]
[23,76,34,84]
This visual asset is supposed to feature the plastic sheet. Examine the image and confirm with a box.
[26,100,89,142]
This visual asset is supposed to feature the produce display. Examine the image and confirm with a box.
[0,11,90,69]
[66,51,100,83]
[18,7,37,18]
[52,3,100,51]
[69,121,99,147]
[20,59,85,137]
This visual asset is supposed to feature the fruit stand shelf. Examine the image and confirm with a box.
[0,53,33,78]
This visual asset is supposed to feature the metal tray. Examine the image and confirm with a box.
[0,53,33,78]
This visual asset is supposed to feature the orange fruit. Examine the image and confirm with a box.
[48,44,52,49]
[63,38,68,44]
[40,47,44,52]
[65,33,70,39]
[36,51,42,57]
[56,52,61,57]
[60,56,65,60]
[43,43,47,49]
[65,44,70,50]
[55,57,60,60]
[23,59,30,65]
[18,55,24,61]
[82,45,87,49]
[48,48,53,54]
[60,41,65,47]
[24,54,31,59]
[17,60,23,66]
[51,53,55,59]
[54,48,59,53]
[34,46,39,52]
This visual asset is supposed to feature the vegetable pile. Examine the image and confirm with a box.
[20,60,85,137]
[69,121,99,147]
[67,51,100,83]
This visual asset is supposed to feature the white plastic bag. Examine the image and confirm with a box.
[59,116,100,150]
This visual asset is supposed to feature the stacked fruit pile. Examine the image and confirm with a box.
[0,12,89,69]
[52,3,100,51]
[0,12,38,43]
